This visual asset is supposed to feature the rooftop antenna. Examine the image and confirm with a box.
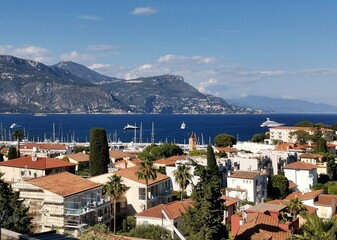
[53,123,55,142]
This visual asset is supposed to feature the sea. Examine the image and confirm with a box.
[1,114,337,145]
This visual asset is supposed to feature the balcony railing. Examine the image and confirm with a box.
[64,198,111,215]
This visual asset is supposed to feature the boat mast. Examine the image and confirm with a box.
[133,123,137,144]
[151,122,155,144]
[52,123,55,142]
[139,122,143,144]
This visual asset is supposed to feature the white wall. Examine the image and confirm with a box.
[284,169,317,193]
[0,165,45,182]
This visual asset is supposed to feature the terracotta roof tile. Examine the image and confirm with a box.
[154,155,187,166]
[283,161,318,170]
[114,166,170,186]
[26,172,101,197]
[314,194,337,206]
[135,199,193,220]
[20,143,68,150]
[0,156,76,170]
[221,195,241,207]
[215,147,238,153]
[288,180,298,189]
[235,213,290,240]
[285,190,323,201]
[109,150,135,159]
[63,152,89,162]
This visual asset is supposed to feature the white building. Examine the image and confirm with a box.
[12,172,111,236]
[283,161,318,193]
[135,200,192,239]
[90,166,173,215]
[0,155,76,183]
[166,159,200,196]
[226,170,268,203]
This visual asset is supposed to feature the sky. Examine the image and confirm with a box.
[1,0,337,105]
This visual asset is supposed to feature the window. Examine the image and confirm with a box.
[143,220,149,225]
[139,188,146,200]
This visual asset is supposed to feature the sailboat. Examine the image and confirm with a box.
[181,122,186,129]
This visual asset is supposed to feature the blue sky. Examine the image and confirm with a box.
[1,1,337,105]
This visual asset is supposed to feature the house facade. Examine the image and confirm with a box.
[226,170,268,203]
[90,166,173,215]
[12,172,111,236]
[0,155,76,183]
[135,200,192,239]
[283,161,318,193]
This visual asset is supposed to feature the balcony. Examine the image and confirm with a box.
[64,198,111,216]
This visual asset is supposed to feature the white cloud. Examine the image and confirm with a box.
[78,15,101,21]
[282,95,297,100]
[60,51,92,62]
[198,78,219,94]
[131,7,156,15]
[87,44,119,51]
[0,45,52,63]
[88,63,111,70]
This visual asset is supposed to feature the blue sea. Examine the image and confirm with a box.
[0,114,337,144]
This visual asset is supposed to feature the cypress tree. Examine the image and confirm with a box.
[8,146,18,160]
[89,128,110,176]
[207,145,218,175]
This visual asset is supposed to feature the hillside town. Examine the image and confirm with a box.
[1,122,337,240]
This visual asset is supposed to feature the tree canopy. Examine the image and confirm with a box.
[0,173,31,234]
[89,128,110,177]
[267,174,289,199]
[8,146,18,160]
[138,143,183,161]
[214,134,237,147]
[251,132,269,143]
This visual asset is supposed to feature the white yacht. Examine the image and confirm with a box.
[124,124,139,130]
[10,123,21,129]
[181,122,186,129]
[260,118,284,127]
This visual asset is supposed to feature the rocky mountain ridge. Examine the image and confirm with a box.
[0,55,254,114]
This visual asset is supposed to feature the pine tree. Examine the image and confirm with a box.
[181,163,227,239]
[0,173,31,234]
[89,128,110,176]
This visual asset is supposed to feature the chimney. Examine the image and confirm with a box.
[31,152,37,161]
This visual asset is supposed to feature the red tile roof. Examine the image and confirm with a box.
[63,152,89,162]
[283,161,318,170]
[288,180,298,189]
[20,143,68,150]
[234,213,290,240]
[136,199,193,220]
[246,203,287,214]
[114,166,170,186]
[109,150,135,160]
[285,190,323,201]
[154,155,187,166]
[314,194,337,207]
[26,172,101,197]
[0,156,76,170]
[215,147,238,153]
[221,195,241,207]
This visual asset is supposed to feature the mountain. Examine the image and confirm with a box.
[227,95,337,113]
[0,55,254,114]
[0,55,128,113]
[54,61,119,83]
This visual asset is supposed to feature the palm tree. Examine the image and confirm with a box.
[294,212,337,240]
[104,175,127,234]
[287,197,306,220]
[173,164,192,201]
[12,129,25,157]
[136,158,157,210]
